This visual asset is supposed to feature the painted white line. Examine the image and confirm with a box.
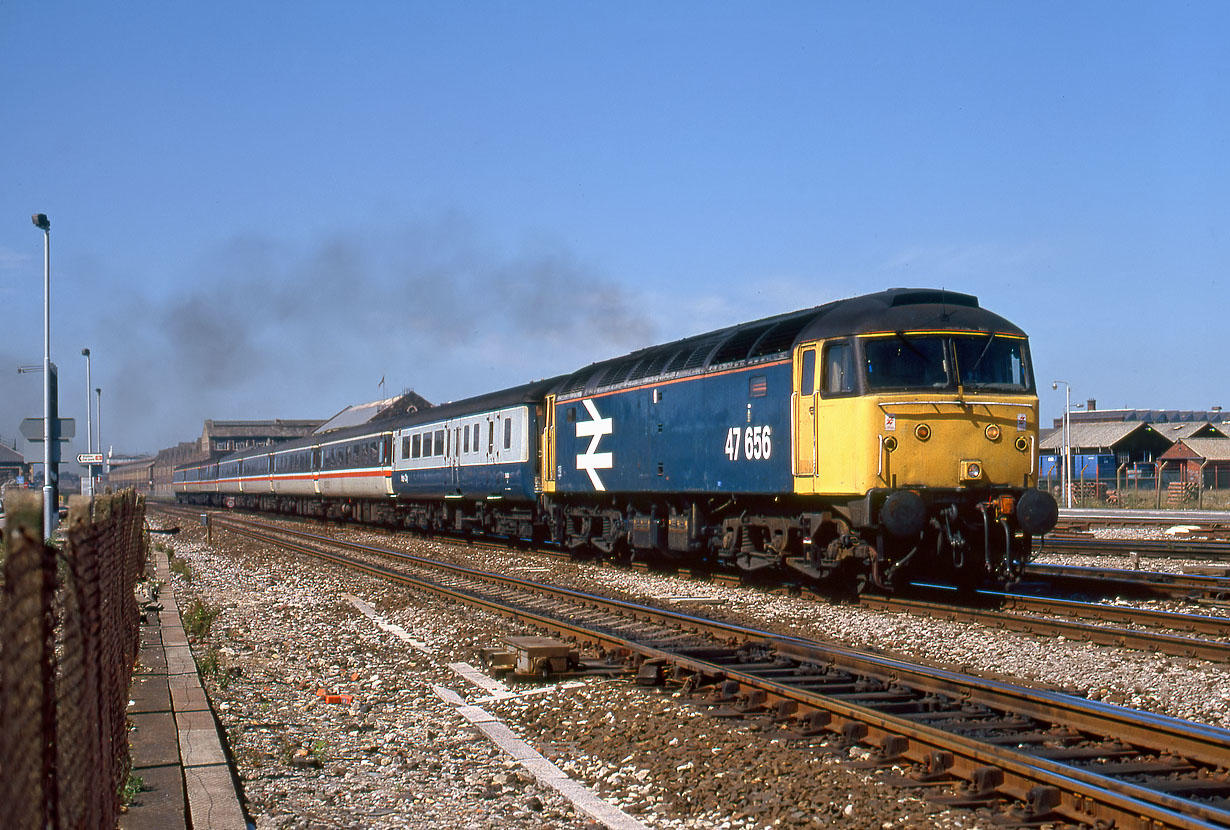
[433,685,465,706]
[447,661,516,699]
[351,598,647,828]
[345,595,433,655]
[433,685,649,830]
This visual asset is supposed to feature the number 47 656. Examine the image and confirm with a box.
[724,425,772,461]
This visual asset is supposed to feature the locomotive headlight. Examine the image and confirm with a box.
[961,460,983,481]
[914,424,931,441]
[985,424,1001,441]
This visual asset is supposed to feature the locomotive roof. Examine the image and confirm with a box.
[552,287,1026,399]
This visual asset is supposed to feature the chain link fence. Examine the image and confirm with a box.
[0,489,147,830]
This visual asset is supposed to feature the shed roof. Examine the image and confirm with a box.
[1039,421,1148,451]
[1160,438,1230,462]
[0,443,24,465]
[1147,422,1230,441]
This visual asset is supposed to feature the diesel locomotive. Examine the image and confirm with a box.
[175,288,1058,591]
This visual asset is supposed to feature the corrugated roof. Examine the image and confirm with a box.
[1039,421,1146,450]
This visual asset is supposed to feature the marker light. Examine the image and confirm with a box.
[1015,436,1030,452]
[985,424,1001,441]
[915,424,931,441]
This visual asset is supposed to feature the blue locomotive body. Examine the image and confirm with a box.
[551,360,794,496]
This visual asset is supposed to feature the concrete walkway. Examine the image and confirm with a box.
[121,547,248,830]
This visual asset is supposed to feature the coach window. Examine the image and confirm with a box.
[434,429,445,456]
[402,437,411,459]
[504,418,512,450]
[412,434,422,459]
[800,348,816,396]
[488,421,495,453]
[822,341,855,396]
[463,426,470,454]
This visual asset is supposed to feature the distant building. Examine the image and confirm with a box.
[0,438,28,488]
[315,390,432,433]
[1042,400,1230,494]
[109,456,156,495]
[1158,439,1230,490]
[1053,400,1230,429]
[200,419,326,454]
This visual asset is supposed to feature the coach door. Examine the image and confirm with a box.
[793,342,819,489]
[451,424,462,490]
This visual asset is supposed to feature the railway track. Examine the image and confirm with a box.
[1039,533,1230,561]
[858,594,1230,663]
[1023,562,1230,600]
[197,510,1230,829]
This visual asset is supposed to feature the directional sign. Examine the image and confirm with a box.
[78,453,104,465]
[20,417,75,441]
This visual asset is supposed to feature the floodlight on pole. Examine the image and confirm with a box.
[1052,380,1072,509]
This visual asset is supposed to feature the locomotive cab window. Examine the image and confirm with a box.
[863,332,1033,393]
[952,334,1031,392]
[800,348,816,395]
[822,341,855,396]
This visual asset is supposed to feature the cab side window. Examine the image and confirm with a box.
[800,349,816,396]
[822,342,855,396]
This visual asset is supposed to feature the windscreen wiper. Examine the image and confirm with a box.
[962,332,996,381]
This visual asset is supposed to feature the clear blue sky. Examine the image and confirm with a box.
[2,3,1228,463]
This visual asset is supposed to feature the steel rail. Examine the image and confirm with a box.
[1039,534,1230,560]
[1025,562,1230,598]
[857,594,1230,663]
[203,512,1230,829]
[994,593,1230,638]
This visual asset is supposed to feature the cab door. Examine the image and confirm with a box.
[540,395,557,492]
[792,342,819,488]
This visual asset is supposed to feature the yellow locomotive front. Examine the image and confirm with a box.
[791,312,1058,590]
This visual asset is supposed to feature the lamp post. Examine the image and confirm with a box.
[96,387,103,476]
[1052,380,1072,509]
[82,348,94,498]
[33,213,55,539]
